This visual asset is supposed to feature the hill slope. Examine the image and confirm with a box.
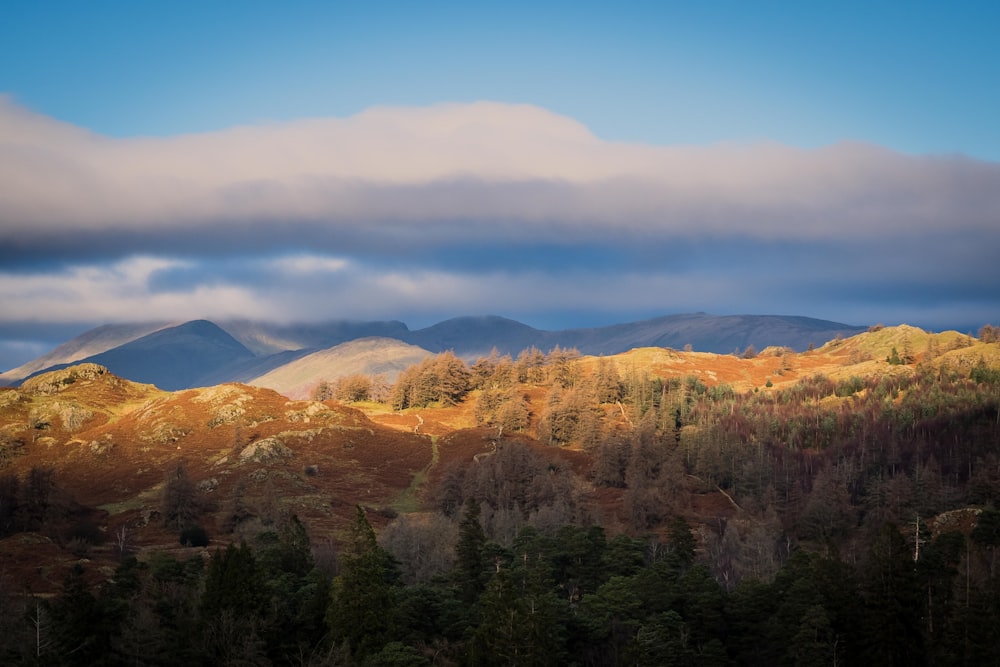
[249,337,433,399]
[24,321,256,391]
[0,321,173,386]
[5,313,867,390]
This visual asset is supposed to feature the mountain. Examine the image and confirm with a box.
[5,313,866,391]
[249,337,433,399]
[0,321,174,386]
[404,316,545,357]
[550,313,867,356]
[401,313,865,357]
[21,320,256,391]
[217,319,411,356]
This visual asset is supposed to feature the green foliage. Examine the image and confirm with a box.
[455,499,488,604]
[971,357,1000,384]
[161,462,206,532]
[327,506,401,660]
[835,375,865,396]
[178,523,209,547]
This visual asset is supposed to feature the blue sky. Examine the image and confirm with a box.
[1,1,999,370]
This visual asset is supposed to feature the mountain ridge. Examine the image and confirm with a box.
[2,312,868,391]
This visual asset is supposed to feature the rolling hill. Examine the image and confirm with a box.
[0,324,997,598]
[248,337,434,399]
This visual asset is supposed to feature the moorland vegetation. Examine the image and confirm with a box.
[0,325,999,664]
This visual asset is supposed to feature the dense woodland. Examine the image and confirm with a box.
[2,331,1000,665]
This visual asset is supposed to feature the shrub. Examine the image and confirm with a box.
[179,524,210,547]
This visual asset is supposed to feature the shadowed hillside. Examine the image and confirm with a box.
[21,320,257,391]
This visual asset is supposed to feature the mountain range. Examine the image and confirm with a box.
[0,313,866,393]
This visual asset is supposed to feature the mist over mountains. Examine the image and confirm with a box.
[1,313,866,392]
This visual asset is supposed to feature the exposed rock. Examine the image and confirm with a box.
[28,401,94,432]
[207,403,246,428]
[21,363,111,394]
[89,437,115,455]
[0,390,21,408]
[198,478,220,492]
[239,437,293,463]
[285,401,334,423]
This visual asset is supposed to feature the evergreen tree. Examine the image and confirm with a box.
[860,523,925,666]
[200,542,268,665]
[455,498,488,605]
[327,506,399,660]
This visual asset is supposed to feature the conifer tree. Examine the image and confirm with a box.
[326,506,399,660]
[455,498,488,605]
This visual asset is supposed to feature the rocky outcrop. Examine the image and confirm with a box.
[20,364,111,395]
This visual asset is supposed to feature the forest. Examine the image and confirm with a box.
[1,330,999,665]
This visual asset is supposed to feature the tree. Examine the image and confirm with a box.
[979,324,1000,343]
[455,499,488,604]
[594,357,624,404]
[199,544,269,665]
[391,352,471,409]
[334,374,373,403]
[311,380,335,401]
[380,513,458,584]
[860,523,925,666]
[161,462,204,532]
[666,516,696,570]
[327,506,399,660]
[547,345,581,388]
[469,544,569,666]
[20,466,56,531]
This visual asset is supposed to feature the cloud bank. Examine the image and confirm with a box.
[0,97,998,347]
[3,96,998,249]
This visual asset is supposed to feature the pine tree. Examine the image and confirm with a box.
[326,506,399,660]
[455,498,488,605]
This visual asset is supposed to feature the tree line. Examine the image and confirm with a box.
[4,501,1000,665]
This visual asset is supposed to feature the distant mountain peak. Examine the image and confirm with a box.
[7,312,868,391]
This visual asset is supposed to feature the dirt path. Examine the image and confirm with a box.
[392,434,439,512]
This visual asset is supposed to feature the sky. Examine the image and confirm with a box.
[1,1,999,370]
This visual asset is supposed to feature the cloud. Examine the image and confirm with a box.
[268,254,350,275]
[2,96,998,262]
[0,97,997,343]
[0,256,259,322]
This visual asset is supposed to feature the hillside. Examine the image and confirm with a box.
[0,325,999,662]
[217,318,412,356]
[249,337,433,399]
[22,320,258,391]
[3,312,868,391]
[0,321,173,386]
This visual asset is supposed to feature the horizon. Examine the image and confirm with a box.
[2,310,990,376]
[2,2,998,370]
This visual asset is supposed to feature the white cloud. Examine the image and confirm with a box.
[267,254,350,275]
[2,96,997,247]
[0,257,259,322]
